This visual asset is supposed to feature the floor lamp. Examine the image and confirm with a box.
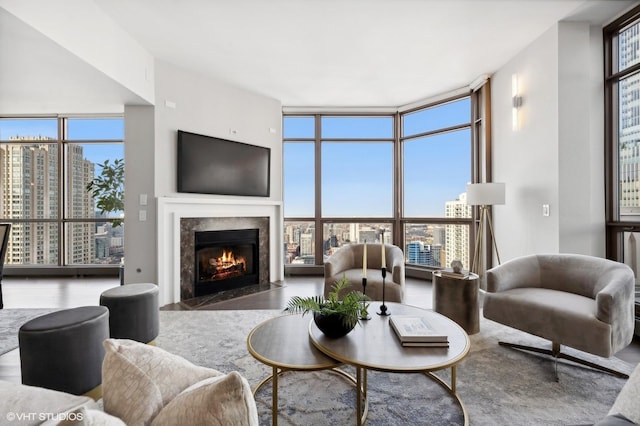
[466,183,505,274]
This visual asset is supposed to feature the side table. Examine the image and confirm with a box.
[432,271,480,335]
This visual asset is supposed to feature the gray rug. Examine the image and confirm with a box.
[156,310,634,426]
[0,309,57,355]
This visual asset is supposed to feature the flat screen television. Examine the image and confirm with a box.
[177,130,270,197]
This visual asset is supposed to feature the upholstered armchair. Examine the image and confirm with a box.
[483,253,635,380]
[324,243,405,302]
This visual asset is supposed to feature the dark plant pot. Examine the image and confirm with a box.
[313,312,355,338]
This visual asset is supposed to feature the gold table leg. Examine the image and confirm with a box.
[254,367,368,425]
[272,366,278,426]
[355,367,369,426]
[356,367,362,426]
[451,365,456,393]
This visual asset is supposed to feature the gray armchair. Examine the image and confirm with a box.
[483,253,635,380]
[324,243,405,302]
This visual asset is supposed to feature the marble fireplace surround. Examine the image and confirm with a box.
[157,197,284,306]
[180,217,269,300]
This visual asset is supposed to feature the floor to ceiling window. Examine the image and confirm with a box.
[605,5,640,330]
[0,116,124,268]
[401,98,472,269]
[283,93,474,270]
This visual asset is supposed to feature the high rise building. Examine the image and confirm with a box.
[445,192,471,269]
[406,241,441,267]
[68,143,96,264]
[619,23,640,215]
[0,137,95,265]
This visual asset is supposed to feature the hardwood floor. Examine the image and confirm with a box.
[0,275,638,385]
[2,276,119,309]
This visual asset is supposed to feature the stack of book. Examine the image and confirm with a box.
[389,315,449,347]
[437,268,470,279]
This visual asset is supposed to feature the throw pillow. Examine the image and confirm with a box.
[150,372,259,426]
[594,413,638,426]
[46,407,126,426]
[609,363,640,424]
[0,381,97,426]
[102,339,222,426]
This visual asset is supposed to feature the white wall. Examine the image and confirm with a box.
[123,60,283,287]
[0,0,155,105]
[124,106,156,284]
[558,23,605,255]
[492,21,605,261]
[153,60,283,200]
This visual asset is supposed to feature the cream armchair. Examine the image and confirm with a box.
[483,253,635,380]
[324,243,405,302]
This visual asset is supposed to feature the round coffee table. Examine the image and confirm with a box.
[309,302,471,426]
[247,313,367,425]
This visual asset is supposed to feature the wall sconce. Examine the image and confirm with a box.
[512,73,523,131]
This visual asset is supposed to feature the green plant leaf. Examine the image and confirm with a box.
[283,274,370,329]
[86,158,124,227]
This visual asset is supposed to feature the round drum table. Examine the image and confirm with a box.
[432,271,480,335]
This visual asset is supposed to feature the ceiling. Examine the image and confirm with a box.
[1,0,636,113]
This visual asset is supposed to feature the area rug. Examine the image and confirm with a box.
[0,309,57,356]
[157,310,634,426]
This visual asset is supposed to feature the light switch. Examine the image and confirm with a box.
[542,204,550,217]
[139,210,147,221]
[139,193,148,206]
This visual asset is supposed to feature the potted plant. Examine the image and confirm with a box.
[284,275,370,338]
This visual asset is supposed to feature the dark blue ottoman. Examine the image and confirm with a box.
[18,306,109,400]
[99,283,159,344]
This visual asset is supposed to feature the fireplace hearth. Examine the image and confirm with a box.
[194,229,259,297]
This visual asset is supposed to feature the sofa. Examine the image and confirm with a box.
[324,243,405,302]
[0,339,258,425]
[0,340,637,425]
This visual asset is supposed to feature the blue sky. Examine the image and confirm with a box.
[283,98,471,217]
[2,104,471,218]
[0,118,124,173]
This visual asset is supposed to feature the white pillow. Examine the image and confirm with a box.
[44,407,126,426]
[101,339,222,426]
[0,380,97,426]
[151,372,258,426]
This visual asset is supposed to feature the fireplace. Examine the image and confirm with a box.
[194,229,259,297]
[179,216,271,303]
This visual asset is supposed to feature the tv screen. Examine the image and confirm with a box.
[177,130,270,197]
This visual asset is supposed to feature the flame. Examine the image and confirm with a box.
[215,249,246,270]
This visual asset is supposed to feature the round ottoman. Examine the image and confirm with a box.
[99,283,159,344]
[19,306,109,400]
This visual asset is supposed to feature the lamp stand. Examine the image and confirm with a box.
[471,205,501,274]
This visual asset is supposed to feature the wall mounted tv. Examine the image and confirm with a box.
[177,130,270,197]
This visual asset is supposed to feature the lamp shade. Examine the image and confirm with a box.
[466,183,505,206]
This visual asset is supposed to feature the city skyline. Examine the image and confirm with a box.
[0,117,124,266]
[284,189,471,269]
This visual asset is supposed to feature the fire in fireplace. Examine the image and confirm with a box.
[194,229,259,297]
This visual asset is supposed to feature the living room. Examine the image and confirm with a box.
[1,1,640,425]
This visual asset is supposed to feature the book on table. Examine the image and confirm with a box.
[401,341,450,348]
[437,268,470,279]
[389,315,449,346]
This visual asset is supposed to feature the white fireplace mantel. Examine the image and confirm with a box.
[157,196,284,306]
